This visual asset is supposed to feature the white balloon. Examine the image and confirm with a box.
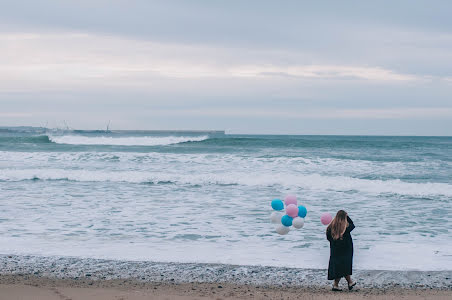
[292,217,305,229]
[270,211,283,224]
[275,224,290,235]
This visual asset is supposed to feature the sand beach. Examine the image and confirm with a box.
[1,274,451,300]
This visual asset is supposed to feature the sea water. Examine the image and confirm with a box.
[0,127,451,271]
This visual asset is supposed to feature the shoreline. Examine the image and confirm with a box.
[1,255,451,299]
[1,255,451,288]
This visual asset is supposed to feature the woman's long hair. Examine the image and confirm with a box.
[327,210,348,240]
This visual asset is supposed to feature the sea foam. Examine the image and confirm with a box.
[48,135,209,146]
[1,168,451,197]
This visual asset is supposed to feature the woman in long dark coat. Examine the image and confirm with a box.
[326,210,356,291]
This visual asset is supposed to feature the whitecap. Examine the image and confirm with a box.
[1,168,452,197]
[47,135,209,146]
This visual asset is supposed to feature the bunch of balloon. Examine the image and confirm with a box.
[270,195,307,235]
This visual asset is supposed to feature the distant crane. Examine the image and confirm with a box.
[63,120,71,131]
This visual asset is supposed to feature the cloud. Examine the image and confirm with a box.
[230,65,417,81]
[0,31,423,93]
[1,2,451,134]
[137,107,452,120]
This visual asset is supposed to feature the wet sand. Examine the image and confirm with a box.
[0,275,451,300]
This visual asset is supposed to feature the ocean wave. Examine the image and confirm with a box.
[1,168,452,196]
[2,151,450,181]
[47,135,209,146]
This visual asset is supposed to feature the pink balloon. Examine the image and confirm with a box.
[284,195,297,206]
[286,204,299,218]
[321,213,332,225]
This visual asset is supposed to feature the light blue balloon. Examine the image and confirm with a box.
[281,215,293,227]
[271,199,284,211]
[298,205,307,218]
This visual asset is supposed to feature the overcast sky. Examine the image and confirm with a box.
[1,0,452,135]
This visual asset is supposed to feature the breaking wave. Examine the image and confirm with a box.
[1,168,452,197]
[47,135,209,146]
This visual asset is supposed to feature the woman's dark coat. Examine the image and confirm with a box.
[326,216,355,280]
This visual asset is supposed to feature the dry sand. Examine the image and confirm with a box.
[0,275,451,300]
